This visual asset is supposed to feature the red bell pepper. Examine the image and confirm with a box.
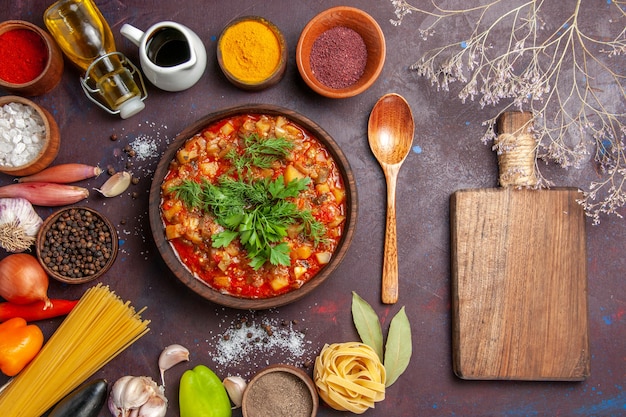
[0,299,79,322]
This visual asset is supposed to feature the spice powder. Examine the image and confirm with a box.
[309,26,367,89]
[219,20,281,83]
[0,29,48,84]
[245,371,313,417]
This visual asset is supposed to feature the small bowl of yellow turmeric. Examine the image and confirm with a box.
[217,16,287,91]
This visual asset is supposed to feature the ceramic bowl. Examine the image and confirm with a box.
[296,6,386,99]
[242,364,319,417]
[36,206,119,284]
[0,95,60,177]
[217,16,288,91]
[0,20,64,96]
[148,104,357,310]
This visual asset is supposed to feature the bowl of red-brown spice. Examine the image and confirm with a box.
[296,6,385,99]
[36,206,118,284]
[242,364,318,417]
[0,20,64,96]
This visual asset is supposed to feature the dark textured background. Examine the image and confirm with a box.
[1,1,625,416]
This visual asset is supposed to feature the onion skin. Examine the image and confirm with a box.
[0,254,51,309]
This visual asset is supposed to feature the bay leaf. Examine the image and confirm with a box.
[351,291,384,360]
[384,306,412,387]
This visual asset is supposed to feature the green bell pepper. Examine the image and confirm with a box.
[179,365,232,417]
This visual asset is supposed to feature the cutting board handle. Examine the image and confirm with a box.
[495,111,538,187]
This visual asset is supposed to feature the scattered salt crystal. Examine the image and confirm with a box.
[210,315,313,378]
[0,102,45,167]
[129,134,159,161]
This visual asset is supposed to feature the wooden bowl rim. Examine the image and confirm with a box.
[149,104,358,310]
[0,95,59,175]
[217,16,288,91]
[36,206,119,284]
[242,364,319,417]
[296,6,386,99]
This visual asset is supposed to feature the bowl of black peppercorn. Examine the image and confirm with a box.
[36,206,118,284]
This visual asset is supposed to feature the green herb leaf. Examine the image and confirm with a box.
[212,230,238,248]
[269,242,291,266]
[351,292,384,360]
[383,306,412,387]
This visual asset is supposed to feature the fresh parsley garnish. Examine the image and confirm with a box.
[169,134,326,270]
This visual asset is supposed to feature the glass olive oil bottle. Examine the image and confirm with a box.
[44,0,145,118]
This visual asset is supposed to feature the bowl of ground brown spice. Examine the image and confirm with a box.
[296,7,386,99]
[0,20,64,96]
[217,16,288,91]
[242,364,319,417]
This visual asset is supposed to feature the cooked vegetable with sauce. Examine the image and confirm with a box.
[160,113,346,298]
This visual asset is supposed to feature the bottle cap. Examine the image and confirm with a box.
[118,97,145,119]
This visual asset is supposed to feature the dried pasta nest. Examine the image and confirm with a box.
[313,342,386,414]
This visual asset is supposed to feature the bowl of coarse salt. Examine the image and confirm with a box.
[0,95,60,177]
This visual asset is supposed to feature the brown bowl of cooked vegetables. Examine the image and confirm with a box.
[148,104,357,309]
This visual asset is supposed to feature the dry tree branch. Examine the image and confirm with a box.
[391,0,626,223]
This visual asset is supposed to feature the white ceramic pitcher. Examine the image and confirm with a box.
[121,21,207,92]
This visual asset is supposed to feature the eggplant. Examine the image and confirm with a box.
[48,379,108,417]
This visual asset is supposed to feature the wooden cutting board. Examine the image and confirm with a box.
[450,112,589,381]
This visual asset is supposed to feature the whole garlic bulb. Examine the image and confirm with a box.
[0,198,42,252]
[108,376,167,417]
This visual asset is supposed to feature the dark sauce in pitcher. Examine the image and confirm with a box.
[146,28,191,67]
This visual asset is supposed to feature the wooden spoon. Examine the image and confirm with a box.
[368,93,414,304]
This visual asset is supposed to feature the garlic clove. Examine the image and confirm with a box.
[158,344,190,386]
[108,394,123,417]
[119,376,153,411]
[223,375,247,408]
[137,390,168,417]
[110,375,134,415]
[95,171,132,197]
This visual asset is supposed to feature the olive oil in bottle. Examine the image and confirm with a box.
[44,0,145,118]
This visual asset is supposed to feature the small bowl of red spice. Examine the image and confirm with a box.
[296,7,386,99]
[0,20,64,97]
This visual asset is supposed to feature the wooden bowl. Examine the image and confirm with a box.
[0,95,60,177]
[149,104,357,310]
[217,16,288,91]
[296,6,385,99]
[0,20,64,96]
[36,206,119,284]
[242,364,319,417]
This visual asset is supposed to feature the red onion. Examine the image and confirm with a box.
[0,253,51,309]
[0,182,89,206]
[18,163,102,184]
